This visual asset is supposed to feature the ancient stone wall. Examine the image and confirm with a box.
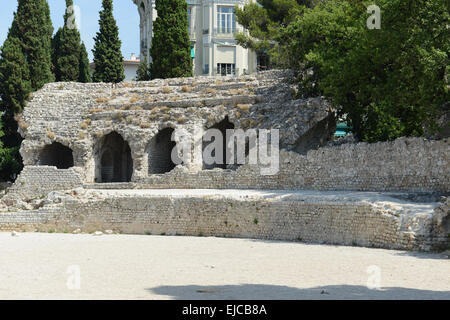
[95,137,447,193]
[2,167,83,207]
[0,190,447,251]
[3,137,449,209]
[18,70,335,183]
[1,71,448,252]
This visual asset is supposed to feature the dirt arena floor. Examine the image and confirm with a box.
[0,232,448,300]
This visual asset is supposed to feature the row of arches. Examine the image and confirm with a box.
[37,118,238,183]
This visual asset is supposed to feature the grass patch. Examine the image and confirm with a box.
[236,104,251,113]
[139,121,151,129]
[77,131,87,139]
[46,127,55,140]
[181,86,192,93]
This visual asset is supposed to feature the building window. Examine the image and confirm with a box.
[188,7,192,33]
[217,63,236,76]
[217,6,235,34]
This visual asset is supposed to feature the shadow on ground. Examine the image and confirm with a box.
[148,284,450,300]
[393,251,449,260]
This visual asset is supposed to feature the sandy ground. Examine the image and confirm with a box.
[0,232,448,300]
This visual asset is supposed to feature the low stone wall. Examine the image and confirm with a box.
[0,190,447,251]
[2,166,83,205]
[4,137,449,209]
[124,137,448,193]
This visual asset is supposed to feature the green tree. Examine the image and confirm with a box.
[52,0,83,82]
[0,0,54,180]
[149,0,193,79]
[92,0,125,83]
[9,0,54,90]
[0,34,31,115]
[78,42,91,83]
[283,0,449,142]
[0,118,21,182]
[235,0,314,68]
[136,55,150,81]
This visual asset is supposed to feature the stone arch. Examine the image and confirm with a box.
[203,116,235,170]
[38,142,74,169]
[147,127,177,174]
[95,132,133,183]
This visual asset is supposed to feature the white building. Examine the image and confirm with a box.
[90,53,141,81]
[123,53,141,81]
[133,0,257,77]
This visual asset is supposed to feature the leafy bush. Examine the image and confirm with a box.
[282,0,449,142]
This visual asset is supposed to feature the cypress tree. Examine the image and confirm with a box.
[136,55,150,81]
[92,0,125,83]
[78,42,91,83]
[52,0,82,82]
[0,32,30,164]
[0,0,54,180]
[51,27,63,77]
[9,0,54,90]
[0,118,21,182]
[0,33,31,114]
[150,0,193,79]
[0,31,27,180]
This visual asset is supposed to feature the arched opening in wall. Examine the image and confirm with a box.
[293,116,335,155]
[96,132,133,183]
[203,117,236,170]
[148,128,177,174]
[38,142,74,169]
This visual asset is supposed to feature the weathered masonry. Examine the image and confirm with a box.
[0,71,449,251]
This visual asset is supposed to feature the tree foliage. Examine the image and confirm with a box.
[136,55,151,81]
[78,42,91,83]
[0,35,31,115]
[283,0,449,142]
[0,119,21,182]
[0,0,54,180]
[52,0,90,82]
[8,0,54,90]
[149,0,193,79]
[92,0,124,83]
[235,0,314,67]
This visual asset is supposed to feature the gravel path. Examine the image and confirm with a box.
[0,232,448,300]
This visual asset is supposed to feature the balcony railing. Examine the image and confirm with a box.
[213,28,238,38]
[215,67,240,77]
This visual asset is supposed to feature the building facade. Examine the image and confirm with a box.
[90,54,141,81]
[133,0,257,77]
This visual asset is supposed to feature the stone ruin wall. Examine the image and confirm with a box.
[10,70,449,196]
[17,70,335,184]
[0,70,449,251]
[0,190,448,251]
[4,137,449,205]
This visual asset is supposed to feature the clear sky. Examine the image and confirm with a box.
[0,0,140,62]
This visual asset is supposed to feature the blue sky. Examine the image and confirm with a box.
[0,0,140,62]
